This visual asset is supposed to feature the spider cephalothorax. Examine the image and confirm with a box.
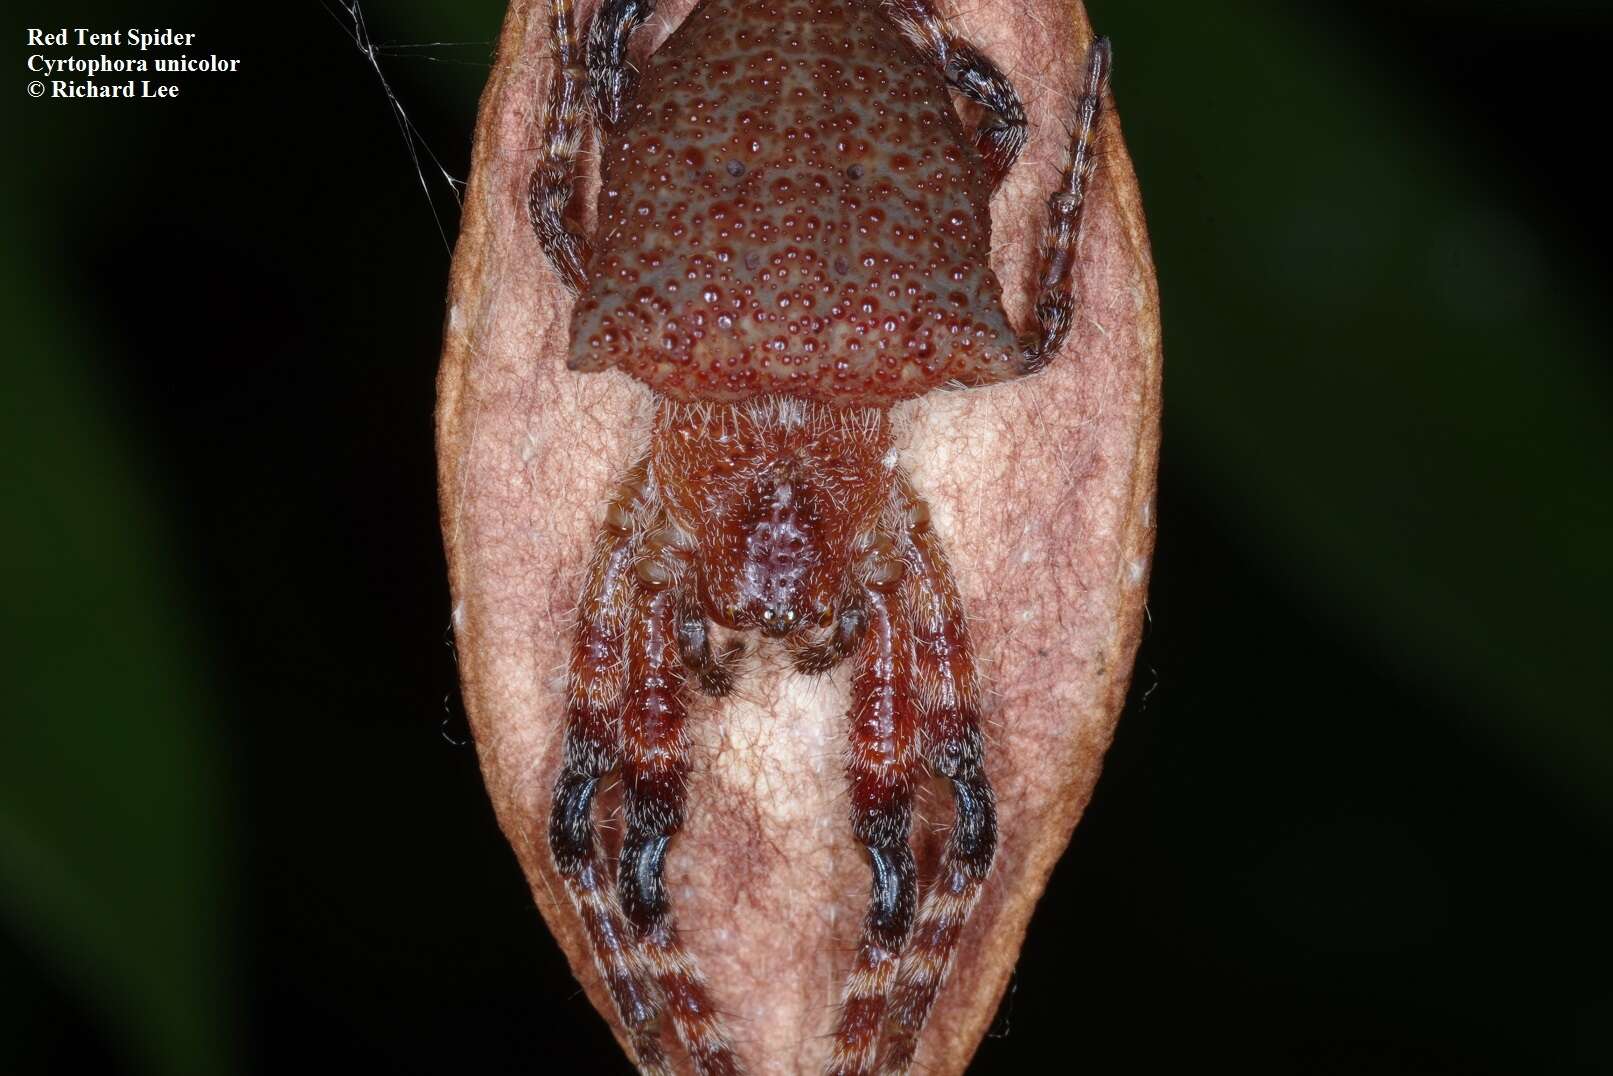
[525,0,1113,1072]
[649,399,894,643]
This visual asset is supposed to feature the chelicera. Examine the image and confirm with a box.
[527,0,1112,1071]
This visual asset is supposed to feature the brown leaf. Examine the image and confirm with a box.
[436,0,1161,1071]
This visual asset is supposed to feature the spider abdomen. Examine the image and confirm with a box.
[570,0,1020,407]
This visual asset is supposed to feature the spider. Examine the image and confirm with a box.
[524,0,1113,1071]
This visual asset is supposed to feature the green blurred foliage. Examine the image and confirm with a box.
[1097,1,1613,803]
[1,193,234,1071]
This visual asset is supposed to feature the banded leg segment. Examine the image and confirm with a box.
[827,586,920,1076]
[882,0,1028,187]
[676,596,743,698]
[786,603,868,675]
[1020,36,1113,372]
[619,568,744,1075]
[878,483,997,1076]
[586,0,658,128]
[549,462,669,1075]
[529,0,594,290]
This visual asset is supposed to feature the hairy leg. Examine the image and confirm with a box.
[1019,36,1112,371]
[882,0,1029,187]
[529,0,595,290]
[878,481,997,1075]
[619,532,745,1075]
[548,462,671,1075]
[785,603,868,675]
[586,0,658,127]
[929,33,1111,390]
[676,595,744,698]
[827,560,920,1076]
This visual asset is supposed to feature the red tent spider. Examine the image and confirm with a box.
[525,0,1112,1071]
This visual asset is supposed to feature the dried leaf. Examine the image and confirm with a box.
[437,0,1160,1070]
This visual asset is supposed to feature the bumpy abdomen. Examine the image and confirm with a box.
[570,0,1019,407]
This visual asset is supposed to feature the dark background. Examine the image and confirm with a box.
[6,1,1611,1073]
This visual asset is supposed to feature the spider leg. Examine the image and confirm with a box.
[549,463,671,1075]
[785,603,868,675]
[618,536,745,1075]
[827,572,921,1076]
[1018,36,1112,372]
[877,481,997,1076]
[676,595,744,698]
[586,0,658,128]
[882,0,1028,189]
[939,34,1112,390]
[529,0,595,291]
